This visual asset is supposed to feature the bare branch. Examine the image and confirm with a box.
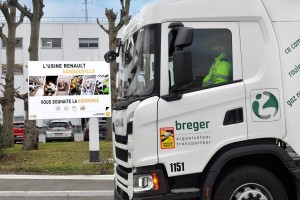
[39,0,45,19]
[120,0,125,10]
[15,11,24,27]
[124,0,131,25]
[116,0,131,31]
[0,23,7,42]
[97,18,109,34]
[9,0,33,20]
[13,88,27,100]
[0,2,12,24]
[116,20,125,33]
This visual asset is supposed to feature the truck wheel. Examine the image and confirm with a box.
[213,165,287,200]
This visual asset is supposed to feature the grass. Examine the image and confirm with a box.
[0,141,113,175]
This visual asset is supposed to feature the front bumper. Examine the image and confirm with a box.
[45,133,73,141]
[14,136,23,143]
[114,165,200,200]
[114,187,200,200]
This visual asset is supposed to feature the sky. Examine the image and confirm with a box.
[16,0,155,21]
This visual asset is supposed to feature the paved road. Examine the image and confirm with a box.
[0,197,113,200]
[12,134,113,200]
[0,175,114,200]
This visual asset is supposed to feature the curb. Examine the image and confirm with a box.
[0,190,114,197]
[0,175,115,197]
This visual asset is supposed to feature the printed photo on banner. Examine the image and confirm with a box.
[28,76,45,97]
[95,75,109,95]
[69,75,83,95]
[44,76,58,96]
[82,75,96,95]
[56,76,70,96]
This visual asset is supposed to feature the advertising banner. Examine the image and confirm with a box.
[28,61,111,119]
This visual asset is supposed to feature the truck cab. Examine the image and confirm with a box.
[109,0,300,199]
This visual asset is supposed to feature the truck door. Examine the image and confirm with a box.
[157,22,247,177]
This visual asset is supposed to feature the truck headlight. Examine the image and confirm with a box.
[133,173,159,193]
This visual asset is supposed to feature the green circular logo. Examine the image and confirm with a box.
[252,91,279,120]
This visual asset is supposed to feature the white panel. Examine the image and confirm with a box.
[40,50,63,61]
[14,98,24,116]
[240,21,285,139]
[132,97,159,167]
[262,0,300,22]
[15,50,24,64]
[273,22,300,155]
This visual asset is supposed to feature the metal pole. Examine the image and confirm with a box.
[89,118,100,162]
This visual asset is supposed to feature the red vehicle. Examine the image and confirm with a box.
[13,122,25,143]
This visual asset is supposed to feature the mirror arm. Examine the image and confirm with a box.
[116,40,122,57]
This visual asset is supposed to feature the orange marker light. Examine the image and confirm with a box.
[152,173,160,191]
[204,187,211,199]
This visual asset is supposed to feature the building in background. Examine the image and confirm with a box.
[0,20,110,130]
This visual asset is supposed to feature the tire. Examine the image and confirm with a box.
[213,165,288,200]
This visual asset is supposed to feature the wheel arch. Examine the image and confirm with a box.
[200,138,298,200]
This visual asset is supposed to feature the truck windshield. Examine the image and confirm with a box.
[117,24,160,99]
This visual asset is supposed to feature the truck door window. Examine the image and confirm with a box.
[168,28,233,90]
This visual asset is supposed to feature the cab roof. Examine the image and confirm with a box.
[123,0,300,40]
[262,0,300,22]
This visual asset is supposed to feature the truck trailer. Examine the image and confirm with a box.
[105,0,300,199]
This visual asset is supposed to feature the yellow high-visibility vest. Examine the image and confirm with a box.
[203,53,232,87]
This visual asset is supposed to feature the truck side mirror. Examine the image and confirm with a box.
[173,51,193,91]
[171,26,194,92]
[174,27,194,50]
[104,50,118,63]
[125,52,132,65]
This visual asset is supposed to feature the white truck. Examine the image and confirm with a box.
[105,0,300,199]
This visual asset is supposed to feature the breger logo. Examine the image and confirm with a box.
[251,89,280,121]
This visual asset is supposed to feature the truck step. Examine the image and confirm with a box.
[170,188,200,194]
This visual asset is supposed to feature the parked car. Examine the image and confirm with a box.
[13,122,39,143]
[83,119,107,141]
[45,120,74,142]
[13,122,25,143]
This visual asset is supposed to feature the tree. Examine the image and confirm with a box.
[0,2,24,148]
[11,0,44,150]
[97,0,131,141]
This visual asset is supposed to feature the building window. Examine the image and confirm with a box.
[14,116,24,122]
[79,38,98,48]
[2,38,23,48]
[41,38,62,48]
[2,64,23,75]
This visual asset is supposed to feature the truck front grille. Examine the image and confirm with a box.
[116,165,132,180]
[116,147,128,162]
[117,186,129,200]
[115,134,128,145]
[126,122,133,135]
[114,122,132,145]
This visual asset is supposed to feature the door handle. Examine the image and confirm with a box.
[223,108,243,126]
